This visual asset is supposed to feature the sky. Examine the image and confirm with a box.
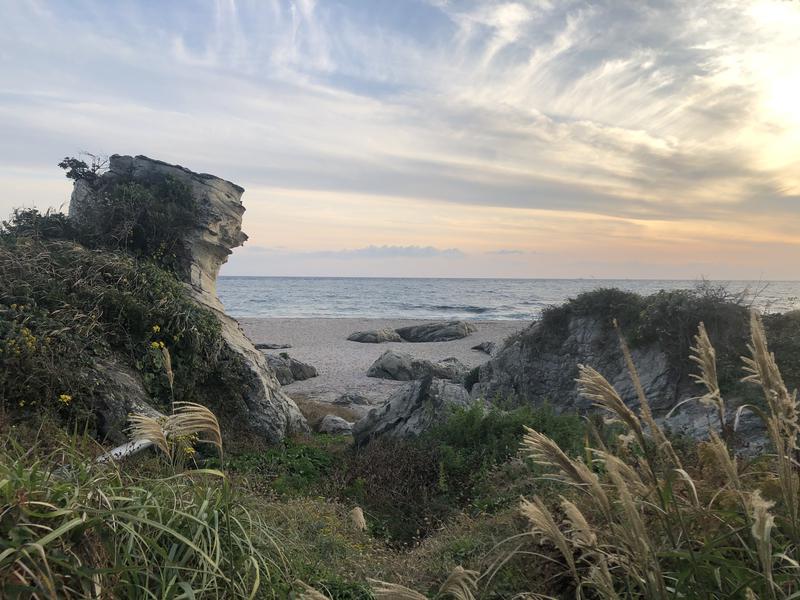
[1,0,799,279]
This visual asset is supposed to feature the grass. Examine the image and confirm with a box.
[0,427,286,599]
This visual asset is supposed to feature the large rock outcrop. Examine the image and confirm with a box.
[353,376,471,445]
[69,155,307,442]
[471,314,763,444]
[366,350,467,381]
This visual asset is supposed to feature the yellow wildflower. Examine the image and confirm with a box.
[58,394,72,406]
[150,341,160,349]
[152,325,161,333]
[159,341,165,349]
[184,446,196,457]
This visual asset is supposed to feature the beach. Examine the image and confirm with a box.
[239,318,527,407]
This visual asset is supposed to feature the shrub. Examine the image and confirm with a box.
[0,227,223,420]
[337,404,585,545]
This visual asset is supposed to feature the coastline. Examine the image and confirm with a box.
[238,317,527,406]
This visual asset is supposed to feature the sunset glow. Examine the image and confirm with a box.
[1,0,799,278]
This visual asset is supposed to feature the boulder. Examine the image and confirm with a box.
[69,155,308,442]
[471,341,496,355]
[395,321,477,342]
[353,377,470,445]
[264,354,318,385]
[347,328,403,343]
[91,358,164,444]
[366,350,467,381]
[254,343,292,350]
[317,414,354,435]
[333,393,370,406]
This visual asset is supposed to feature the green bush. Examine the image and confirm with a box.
[58,156,199,275]
[337,404,585,545]
[0,223,223,420]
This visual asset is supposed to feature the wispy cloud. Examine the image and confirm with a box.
[0,0,798,278]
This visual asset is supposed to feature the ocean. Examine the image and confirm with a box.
[217,277,800,320]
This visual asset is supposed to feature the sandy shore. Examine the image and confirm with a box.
[239,318,527,407]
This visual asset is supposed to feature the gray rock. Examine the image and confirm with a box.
[264,354,318,385]
[366,350,467,381]
[254,343,292,350]
[333,393,370,406]
[347,328,403,343]
[473,317,677,414]
[70,155,308,442]
[353,377,471,445]
[471,341,496,355]
[395,321,477,342]
[91,358,163,444]
[317,414,354,435]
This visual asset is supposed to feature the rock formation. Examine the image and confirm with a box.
[69,155,308,442]
[347,328,403,343]
[317,414,354,435]
[473,317,677,414]
[347,321,477,344]
[263,353,318,385]
[366,350,467,381]
[353,376,471,445]
[395,321,476,342]
[471,341,496,355]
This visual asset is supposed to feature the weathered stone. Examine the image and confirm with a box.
[263,354,318,385]
[347,328,403,343]
[395,321,477,342]
[472,317,676,414]
[254,343,292,350]
[317,414,353,435]
[92,358,163,444]
[333,393,371,406]
[366,350,467,381]
[69,155,308,442]
[471,341,496,355]
[353,377,470,445]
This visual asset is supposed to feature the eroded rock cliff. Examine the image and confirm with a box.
[70,155,307,442]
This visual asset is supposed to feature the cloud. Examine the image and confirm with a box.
[241,244,465,259]
[0,0,798,277]
[486,249,527,255]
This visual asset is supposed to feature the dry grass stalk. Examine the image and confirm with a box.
[614,321,683,471]
[689,322,724,428]
[560,497,596,548]
[349,506,367,531]
[127,414,170,458]
[295,580,333,600]
[170,401,223,458]
[577,365,645,448]
[368,578,429,600]
[160,345,174,392]
[126,402,223,462]
[520,496,578,580]
[438,565,479,600]
[749,490,776,589]
[522,427,611,518]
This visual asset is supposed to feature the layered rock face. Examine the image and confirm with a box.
[353,376,470,445]
[473,317,679,413]
[70,155,307,442]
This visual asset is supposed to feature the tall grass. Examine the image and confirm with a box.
[0,430,287,598]
[515,312,800,598]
